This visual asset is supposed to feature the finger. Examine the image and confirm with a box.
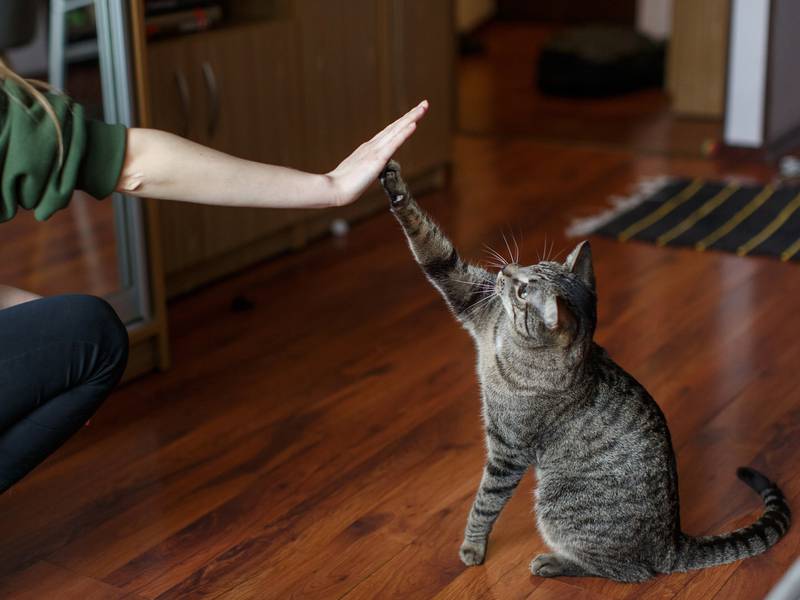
[373,100,428,145]
[389,100,428,134]
[376,122,417,161]
[397,99,429,127]
[376,109,418,146]
[378,112,422,151]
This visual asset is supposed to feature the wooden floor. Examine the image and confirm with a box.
[0,193,119,298]
[459,22,721,157]
[1,132,797,599]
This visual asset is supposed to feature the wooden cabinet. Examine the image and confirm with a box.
[667,0,730,118]
[389,0,454,175]
[138,1,454,296]
[148,20,309,284]
[294,0,384,173]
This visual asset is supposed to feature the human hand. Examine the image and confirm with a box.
[325,100,428,207]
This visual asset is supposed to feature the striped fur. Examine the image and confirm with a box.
[379,161,791,583]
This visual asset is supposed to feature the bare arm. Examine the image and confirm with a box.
[117,101,428,209]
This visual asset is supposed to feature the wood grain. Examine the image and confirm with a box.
[667,0,730,118]
[0,561,138,600]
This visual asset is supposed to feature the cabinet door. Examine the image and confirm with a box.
[295,0,384,173]
[147,38,203,141]
[186,21,309,263]
[388,0,455,176]
[149,21,308,278]
[667,0,730,117]
[148,38,207,274]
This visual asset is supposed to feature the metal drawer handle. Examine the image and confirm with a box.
[174,69,191,138]
[201,61,220,138]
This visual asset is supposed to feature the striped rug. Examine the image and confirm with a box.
[572,179,800,262]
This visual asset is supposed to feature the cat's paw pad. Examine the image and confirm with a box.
[459,540,486,566]
[530,554,564,577]
[379,160,409,207]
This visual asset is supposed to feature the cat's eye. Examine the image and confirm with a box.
[517,284,528,300]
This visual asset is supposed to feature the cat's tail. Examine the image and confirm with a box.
[671,467,791,573]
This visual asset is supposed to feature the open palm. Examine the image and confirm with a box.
[327,100,429,207]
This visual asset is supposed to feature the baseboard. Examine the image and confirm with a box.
[719,122,800,163]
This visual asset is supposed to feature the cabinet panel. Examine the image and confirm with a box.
[189,22,309,261]
[295,0,384,173]
[149,20,309,275]
[147,38,202,140]
[389,0,455,175]
[147,39,207,274]
[667,0,730,117]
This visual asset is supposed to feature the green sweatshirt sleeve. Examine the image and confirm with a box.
[0,79,127,223]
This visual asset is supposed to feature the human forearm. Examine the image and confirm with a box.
[116,100,428,210]
[118,129,336,209]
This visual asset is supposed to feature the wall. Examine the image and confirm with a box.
[766,0,800,144]
[723,0,770,147]
[636,0,672,39]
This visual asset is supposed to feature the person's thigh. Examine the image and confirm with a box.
[0,294,129,433]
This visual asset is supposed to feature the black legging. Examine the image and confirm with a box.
[0,294,128,492]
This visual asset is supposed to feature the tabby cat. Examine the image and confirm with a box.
[379,160,790,582]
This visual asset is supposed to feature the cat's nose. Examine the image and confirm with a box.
[501,264,516,277]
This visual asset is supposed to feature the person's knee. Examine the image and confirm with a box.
[61,295,129,382]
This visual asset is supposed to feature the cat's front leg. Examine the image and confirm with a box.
[379,161,495,326]
[460,453,528,566]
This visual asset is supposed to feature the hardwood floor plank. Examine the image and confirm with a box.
[147,400,475,599]
[526,579,610,600]
[0,561,130,600]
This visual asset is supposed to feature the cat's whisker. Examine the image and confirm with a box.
[501,230,514,265]
[510,228,520,264]
[463,287,494,306]
[482,256,506,271]
[464,293,497,319]
[481,259,506,271]
[483,242,505,259]
[449,277,495,292]
[482,244,508,267]
[542,234,555,262]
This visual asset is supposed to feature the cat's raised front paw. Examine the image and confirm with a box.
[379,160,409,208]
[459,540,487,566]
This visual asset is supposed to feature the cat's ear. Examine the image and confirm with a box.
[531,290,576,338]
[565,240,595,291]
